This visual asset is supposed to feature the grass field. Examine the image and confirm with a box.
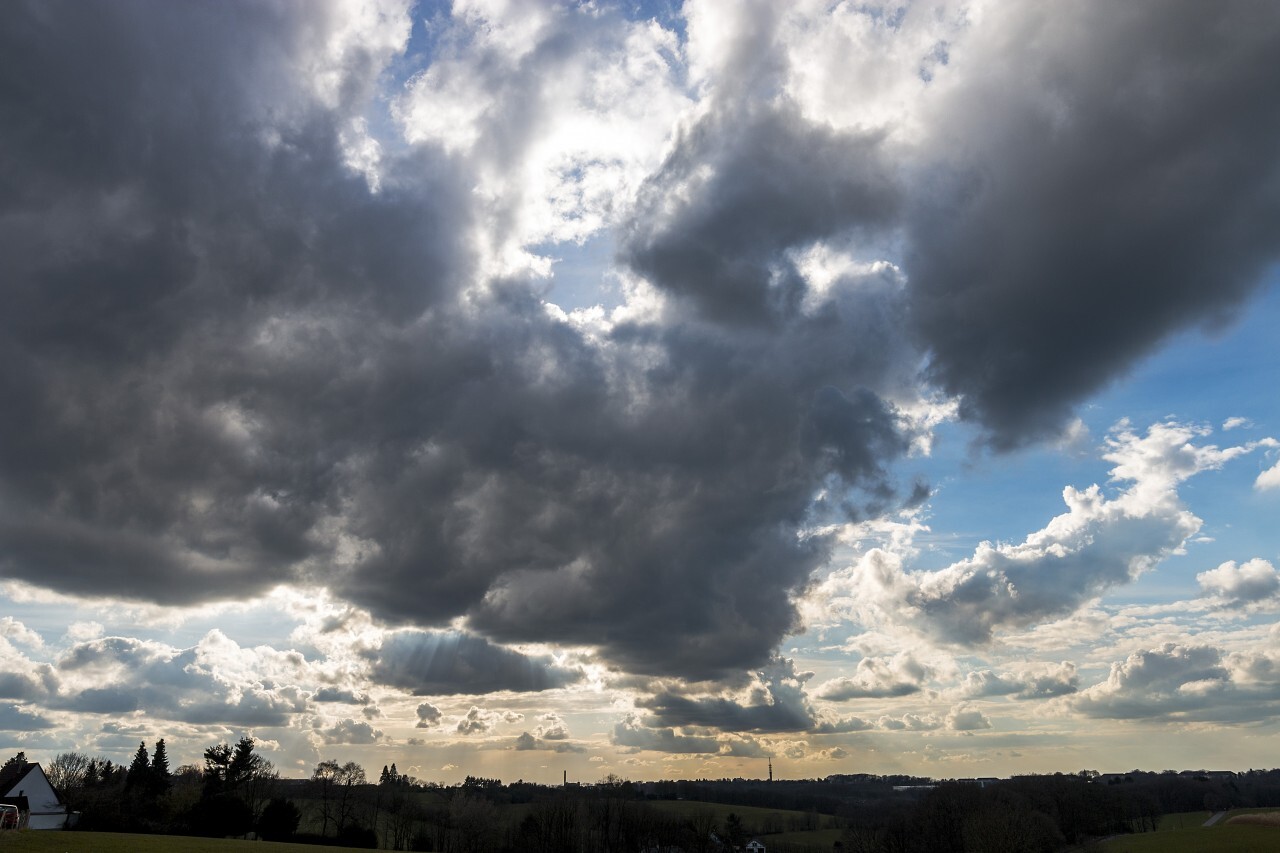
[765,826,846,852]
[649,799,838,829]
[1102,824,1280,852]
[1103,809,1280,853]
[1155,810,1212,830]
[0,830,359,852]
[1226,810,1280,827]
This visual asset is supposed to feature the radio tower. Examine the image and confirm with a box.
[768,759,773,783]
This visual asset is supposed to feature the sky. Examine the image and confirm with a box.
[2,0,1280,785]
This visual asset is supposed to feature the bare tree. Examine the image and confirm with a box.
[448,793,499,853]
[46,752,92,794]
[334,761,366,835]
[384,787,423,851]
[311,759,341,837]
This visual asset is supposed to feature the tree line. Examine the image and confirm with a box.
[16,746,1280,852]
[838,769,1280,853]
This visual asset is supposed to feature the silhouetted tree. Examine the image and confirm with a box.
[257,797,301,841]
[202,742,233,795]
[333,760,366,835]
[125,741,150,793]
[46,752,94,817]
[188,793,253,838]
[46,752,92,794]
[149,738,171,797]
[312,759,342,836]
[0,752,27,776]
[723,812,747,848]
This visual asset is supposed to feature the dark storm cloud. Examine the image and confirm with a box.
[906,0,1280,446]
[622,104,899,325]
[0,0,468,604]
[0,0,920,684]
[365,631,580,695]
[18,0,1273,697]
[635,659,816,733]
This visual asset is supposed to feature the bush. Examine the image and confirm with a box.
[335,823,379,848]
[185,793,253,838]
[257,796,301,841]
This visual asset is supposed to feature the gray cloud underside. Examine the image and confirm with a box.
[366,631,580,695]
[50,636,307,726]
[2,0,1279,687]
[960,665,1078,700]
[0,0,916,681]
[0,703,55,731]
[1065,643,1280,723]
[631,658,825,735]
[907,0,1280,445]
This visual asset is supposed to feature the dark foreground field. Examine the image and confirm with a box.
[0,831,356,852]
[1102,809,1280,853]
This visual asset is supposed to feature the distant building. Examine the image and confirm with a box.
[0,762,69,830]
[746,839,767,852]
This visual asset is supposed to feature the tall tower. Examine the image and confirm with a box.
[768,759,773,783]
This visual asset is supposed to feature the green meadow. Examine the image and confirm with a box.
[1104,810,1280,853]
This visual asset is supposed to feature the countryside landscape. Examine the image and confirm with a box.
[5,745,1280,851]
[3,1,1280,851]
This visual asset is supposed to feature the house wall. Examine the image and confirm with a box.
[25,811,67,830]
[3,766,67,830]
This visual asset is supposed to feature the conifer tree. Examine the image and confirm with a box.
[0,752,27,776]
[150,738,171,795]
[125,741,150,792]
[228,736,261,788]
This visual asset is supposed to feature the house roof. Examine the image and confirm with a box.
[0,763,35,793]
[0,762,57,803]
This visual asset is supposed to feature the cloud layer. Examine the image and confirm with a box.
[1,0,1279,775]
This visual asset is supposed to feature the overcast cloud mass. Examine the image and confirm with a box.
[1,0,1279,781]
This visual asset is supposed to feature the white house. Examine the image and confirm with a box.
[745,840,767,853]
[0,762,69,829]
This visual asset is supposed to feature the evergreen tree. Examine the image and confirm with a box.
[203,742,233,793]
[125,741,150,792]
[150,738,171,796]
[390,763,399,785]
[228,736,262,788]
[0,752,27,776]
[380,765,391,785]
